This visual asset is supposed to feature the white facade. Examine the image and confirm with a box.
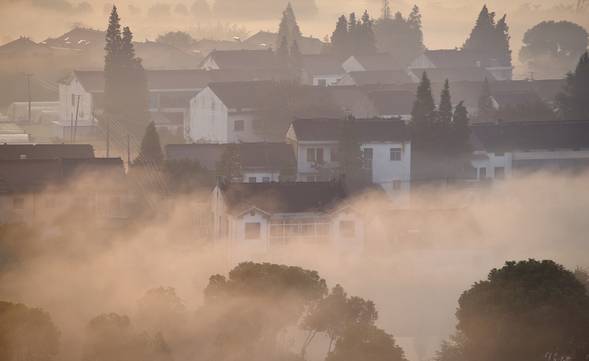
[242,171,280,183]
[188,87,263,143]
[310,74,344,87]
[58,78,96,127]
[341,56,367,73]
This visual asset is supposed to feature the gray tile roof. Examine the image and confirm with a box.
[291,118,410,142]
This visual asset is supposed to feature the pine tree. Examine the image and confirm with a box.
[331,15,349,58]
[135,122,163,164]
[120,26,149,136]
[104,6,122,117]
[338,117,363,179]
[495,15,512,67]
[276,35,290,68]
[438,79,453,125]
[557,51,589,120]
[452,101,471,155]
[411,72,437,151]
[359,10,377,54]
[477,77,495,122]
[289,39,303,80]
[276,3,302,50]
[218,144,242,182]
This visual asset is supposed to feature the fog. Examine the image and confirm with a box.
[1,0,589,53]
[1,172,588,361]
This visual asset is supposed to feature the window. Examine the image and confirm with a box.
[234,119,245,132]
[479,167,487,179]
[362,148,373,169]
[392,180,402,190]
[248,177,257,183]
[13,197,25,210]
[262,177,271,183]
[330,148,338,162]
[390,148,402,161]
[318,79,327,87]
[495,167,505,179]
[339,221,356,238]
[245,223,261,240]
[306,148,324,163]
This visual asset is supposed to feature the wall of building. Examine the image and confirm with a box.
[189,88,229,143]
[361,141,412,198]
[242,171,280,183]
[58,79,94,127]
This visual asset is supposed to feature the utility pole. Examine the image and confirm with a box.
[73,95,81,143]
[24,73,33,123]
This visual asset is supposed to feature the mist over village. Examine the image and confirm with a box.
[1,1,589,361]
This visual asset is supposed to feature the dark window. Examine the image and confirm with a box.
[248,177,257,183]
[495,167,505,179]
[262,177,271,183]
[245,223,261,240]
[390,148,402,161]
[234,119,245,131]
[479,167,487,179]
[318,79,327,87]
[307,148,324,163]
[363,148,373,169]
[339,221,356,238]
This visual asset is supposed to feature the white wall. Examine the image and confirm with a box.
[189,88,229,143]
[341,57,366,73]
[361,142,412,198]
[312,75,344,87]
[471,152,512,180]
[58,78,94,126]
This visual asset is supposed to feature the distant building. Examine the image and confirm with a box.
[342,54,401,73]
[0,143,94,160]
[0,123,30,144]
[300,55,346,86]
[211,181,366,255]
[199,49,279,71]
[336,70,414,86]
[166,142,297,183]
[409,49,513,81]
[244,31,324,54]
[471,121,589,181]
[286,118,411,198]
[6,101,59,124]
[0,157,130,225]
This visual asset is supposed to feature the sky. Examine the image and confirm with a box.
[0,1,588,60]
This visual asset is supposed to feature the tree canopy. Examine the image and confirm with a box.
[374,5,424,66]
[134,122,163,165]
[556,51,589,120]
[0,301,60,361]
[463,5,512,67]
[329,10,377,58]
[438,259,589,361]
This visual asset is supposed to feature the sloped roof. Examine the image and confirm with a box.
[424,49,480,68]
[220,181,348,215]
[350,54,401,71]
[411,67,494,84]
[203,49,279,70]
[302,54,344,76]
[71,69,289,94]
[166,142,296,171]
[0,37,51,54]
[291,118,410,142]
[471,121,589,153]
[245,31,325,54]
[208,81,277,109]
[42,27,105,50]
[344,70,414,85]
[367,90,415,116]
[0,144,95,160]
[492,91,545,108]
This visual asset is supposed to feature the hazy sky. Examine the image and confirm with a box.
[1,0,588,56]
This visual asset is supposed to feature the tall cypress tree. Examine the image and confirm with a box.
[495,15,512,67]
[276,3,302,50]
[411,72,437,151]
[135,121,163,164]
[557,51,589,120]
[104,6,122,117]
[438,79,453,125]
[359,10,377,54]
[452,101,471,155]
[289,39,303,79]
[331,15,349,58]
[276,35,290,67]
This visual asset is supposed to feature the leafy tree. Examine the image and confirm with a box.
[0,301,60,361]
[197,262,328,361]
[82,313,173,361]
[326,324,407,361]
[136,287,187,337]
[556,52,589,120]
[520,21,588,78]
[374,6,424,66]
[449,259,589,361]
[155,31,196,50]
[463,5,511,67]
[477,78,495,122]
[135,122,163,165]
[164,160,214,193]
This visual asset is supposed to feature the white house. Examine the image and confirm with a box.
[166,142,297,183]
[211,181,366,256]
[300,55,346,86]
[286,118,412,199]
[188,81,277,143]
[470,121,589,181]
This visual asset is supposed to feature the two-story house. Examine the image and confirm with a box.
[286,118,412,198]
[211,181,366,257]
